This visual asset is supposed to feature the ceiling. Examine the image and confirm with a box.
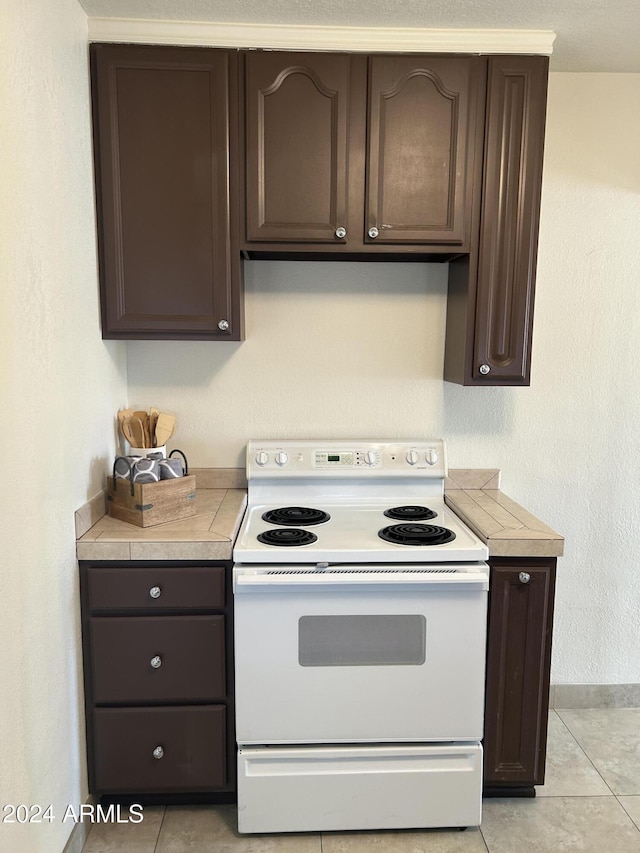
[78,0,640,72]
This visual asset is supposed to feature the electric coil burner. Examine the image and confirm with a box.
[262,506,330,526]
[233,440,490,835]
[383,505,437,521]
[257,528,318,547]
[378,523,456,546]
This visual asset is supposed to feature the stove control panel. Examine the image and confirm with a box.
[248,441,447,479]
[314,449,381,468]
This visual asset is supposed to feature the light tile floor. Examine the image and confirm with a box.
[82,709,640,853]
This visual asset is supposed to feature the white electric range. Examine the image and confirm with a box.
[233,440,489,834]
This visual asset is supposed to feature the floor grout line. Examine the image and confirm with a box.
[615,795,640,833]
[152,805,166,853]
[554,709,617,795]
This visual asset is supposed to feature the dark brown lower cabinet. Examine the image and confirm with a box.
[80,555,555,801]
[80,561,235,803]
[93,705,226,794]
[484,557,557,795]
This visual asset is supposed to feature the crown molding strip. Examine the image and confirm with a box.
[87,18,556,55]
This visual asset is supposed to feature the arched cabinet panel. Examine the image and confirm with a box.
[242,51,484,253]
[244,53,350,242]
[366,56,483,245]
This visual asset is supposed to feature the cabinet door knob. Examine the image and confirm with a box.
[479,363,491,375]
[217,319,229,331]
[153,746,164,759]
[149,586,162,599]
[368,226,379,239]
[335,226,347,239]
[150,655,162,669]
[519,571,531,584]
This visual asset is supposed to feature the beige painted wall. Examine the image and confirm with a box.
[0,2,127,851]
[128,73,640,685]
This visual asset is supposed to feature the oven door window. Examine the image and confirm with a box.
[298,614,426,666]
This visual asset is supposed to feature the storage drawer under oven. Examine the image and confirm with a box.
[90,615,225,704]
[237,743,483,833]
[93,705,226,793]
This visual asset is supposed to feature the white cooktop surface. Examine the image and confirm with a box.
[233,498,488,564]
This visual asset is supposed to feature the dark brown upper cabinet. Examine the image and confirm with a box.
[244,52,351,245]
[444,56,549,385]
[90,44,243,340]
[242,52,485,256]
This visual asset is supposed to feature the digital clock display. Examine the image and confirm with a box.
[328,454,340,462]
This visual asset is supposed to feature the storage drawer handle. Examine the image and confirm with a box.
[149,586,162,599]
[153,746,164,760]
[150,655,162,669]
[519,571,531,584]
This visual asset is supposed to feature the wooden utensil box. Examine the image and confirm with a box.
[106,475,197,527]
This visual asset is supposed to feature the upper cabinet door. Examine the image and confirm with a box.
[366,56,484,247]
[244,52,351,243]
[91,45,242,340]
[472,56,549,383]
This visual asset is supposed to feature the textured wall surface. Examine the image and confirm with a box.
[76,0,640,72]
[128,73,640,685]
[0,2,127,851]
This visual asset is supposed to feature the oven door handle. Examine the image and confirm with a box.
[233,566,489,592]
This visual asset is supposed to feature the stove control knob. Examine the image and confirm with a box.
[275,451,289,466]
[364,450,377,466]
[406,450,419,465]
[425,449,438,466]
[255,451,269,466]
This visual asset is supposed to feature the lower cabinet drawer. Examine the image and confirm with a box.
[93,705,226,793]
[90,615,225,703]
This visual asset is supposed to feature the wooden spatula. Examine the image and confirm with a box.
[127,417,146,448]
[149,407,160,447]
[130,411,146,445]
[117,409,134,440]
[154,413,175,448]
[121,417,138,447]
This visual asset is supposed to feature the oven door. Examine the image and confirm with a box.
[233,564,488,745]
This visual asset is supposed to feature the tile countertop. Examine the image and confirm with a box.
[75,468,247,562]
[75,467,563,561]
[445,469,564,558]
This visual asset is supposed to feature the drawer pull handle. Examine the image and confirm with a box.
[519,571,531,584]
[150,655,162,669]
[153,746,164,760]
[149,586,162,599]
